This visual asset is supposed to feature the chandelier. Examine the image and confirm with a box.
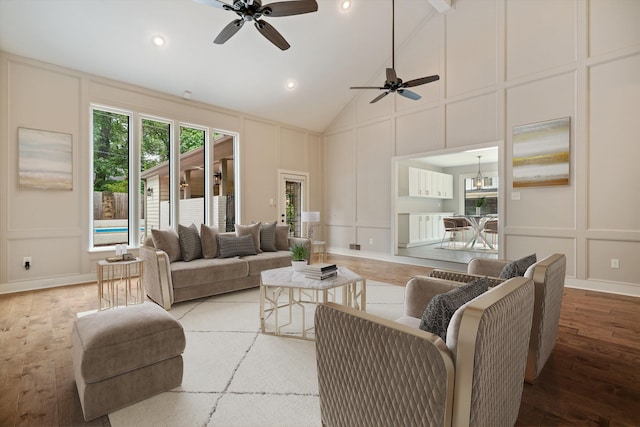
[474,156,484,189]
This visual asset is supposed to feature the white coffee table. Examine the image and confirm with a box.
[260,266,366,340]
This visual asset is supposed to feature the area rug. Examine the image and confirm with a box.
[108,280,405,427]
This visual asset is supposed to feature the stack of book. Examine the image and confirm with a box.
[305,263,338,280]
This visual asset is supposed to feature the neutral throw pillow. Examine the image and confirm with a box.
[151,228,182,262]
[236,223,262,253]
[275,224,290,251]
[200,224,219,258]
[419,277,489,341]
[178,224,202,262]
[217,234,258,258]
[260,221,278,252]
[499,253,537,279]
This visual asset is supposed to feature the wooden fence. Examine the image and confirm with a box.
[93,191,129,220]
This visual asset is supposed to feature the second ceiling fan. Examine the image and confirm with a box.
[351,0,440,103]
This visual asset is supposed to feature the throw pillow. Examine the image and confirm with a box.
[200,224,219,259]
[236,223,262,253]
[499,253,537,279]
[178,224,202,262]
[260,221,278,252]
[217,234,258,258]
[151,228,182,262]
[419,277,489,341]
[275,224,290,251]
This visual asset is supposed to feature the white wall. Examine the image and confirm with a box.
[322,0,640,296]
[0,54,321,293]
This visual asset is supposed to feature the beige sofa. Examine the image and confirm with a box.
[315,275,535,427]
[140,228,311,310]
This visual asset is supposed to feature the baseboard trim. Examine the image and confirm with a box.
[0,273,96,295]
[564,277,640,298]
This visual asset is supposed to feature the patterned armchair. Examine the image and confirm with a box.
[315,276,534,427]
[467,253,567,383]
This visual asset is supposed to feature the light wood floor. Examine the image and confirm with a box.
[0,253,638,426]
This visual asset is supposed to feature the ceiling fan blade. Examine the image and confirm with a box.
[398,89,421,101]
[214,19,244,44]
[262,0,318,17]
[370,91,390,104]
[192,0,230,10]
[403,74,440,88]
[255,20,290,50]
[386,68,398,83]
[350,86,385,90]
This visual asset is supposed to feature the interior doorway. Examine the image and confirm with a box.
[278,171,308,237]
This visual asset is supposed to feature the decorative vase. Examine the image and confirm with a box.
[476,207,481,215]
[291,260,308,272]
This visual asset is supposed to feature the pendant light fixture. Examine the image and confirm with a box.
[474,156,484,189]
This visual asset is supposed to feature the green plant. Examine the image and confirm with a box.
[290,244,309,261]
[475,196,486,208]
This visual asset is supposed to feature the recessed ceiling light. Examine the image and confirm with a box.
[286,80,297,90]
[152,35,166,47]
[341,1,351,10]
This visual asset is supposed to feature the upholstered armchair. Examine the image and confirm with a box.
[464,253,566,384]
[315,276,535,427]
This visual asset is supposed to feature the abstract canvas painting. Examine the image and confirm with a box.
[512,117,570,188]
[18,127,73,190]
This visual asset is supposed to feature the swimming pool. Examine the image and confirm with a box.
[94,227,145,233]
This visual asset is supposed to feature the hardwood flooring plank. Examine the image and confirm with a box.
[15,349,58,427]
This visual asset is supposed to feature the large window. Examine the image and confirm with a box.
[91,105,237,249]
[140,118,171,241]
[464,175,498,215]
[178,126,206,227]
[92,108,130,247]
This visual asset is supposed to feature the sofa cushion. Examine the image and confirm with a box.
[236,223,262,254]
[260,221,278,252]
[419,277,489,341]
[178,224,202,262]
[275,224,290,250]
[218,234,258,258]
[169,257,249,289]
[151,228,182,262]
[200,224,219,259]
[243,251,292,276]
[499,253,537,279]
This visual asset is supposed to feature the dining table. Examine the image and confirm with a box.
[464,215,496,250]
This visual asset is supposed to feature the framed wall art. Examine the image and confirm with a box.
[18,127,73,190]
[512,117,570,188]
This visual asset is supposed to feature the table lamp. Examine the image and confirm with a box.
[301,211,320,240]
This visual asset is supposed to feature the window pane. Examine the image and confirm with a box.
[214,133,236,232]
[179,126,206,227]
[464,176,498,215]
[285,180,302,237]
[141,119,171,240]
[92,109,130,247]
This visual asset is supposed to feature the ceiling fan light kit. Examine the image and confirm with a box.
[194,0,318,50]
[350,0,440,103]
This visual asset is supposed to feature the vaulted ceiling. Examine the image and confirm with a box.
[0,0,440,132]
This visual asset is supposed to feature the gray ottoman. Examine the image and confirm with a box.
[72,302,186,421]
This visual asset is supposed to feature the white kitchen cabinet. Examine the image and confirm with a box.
[406,167,453,199]
[398,212,454,247]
